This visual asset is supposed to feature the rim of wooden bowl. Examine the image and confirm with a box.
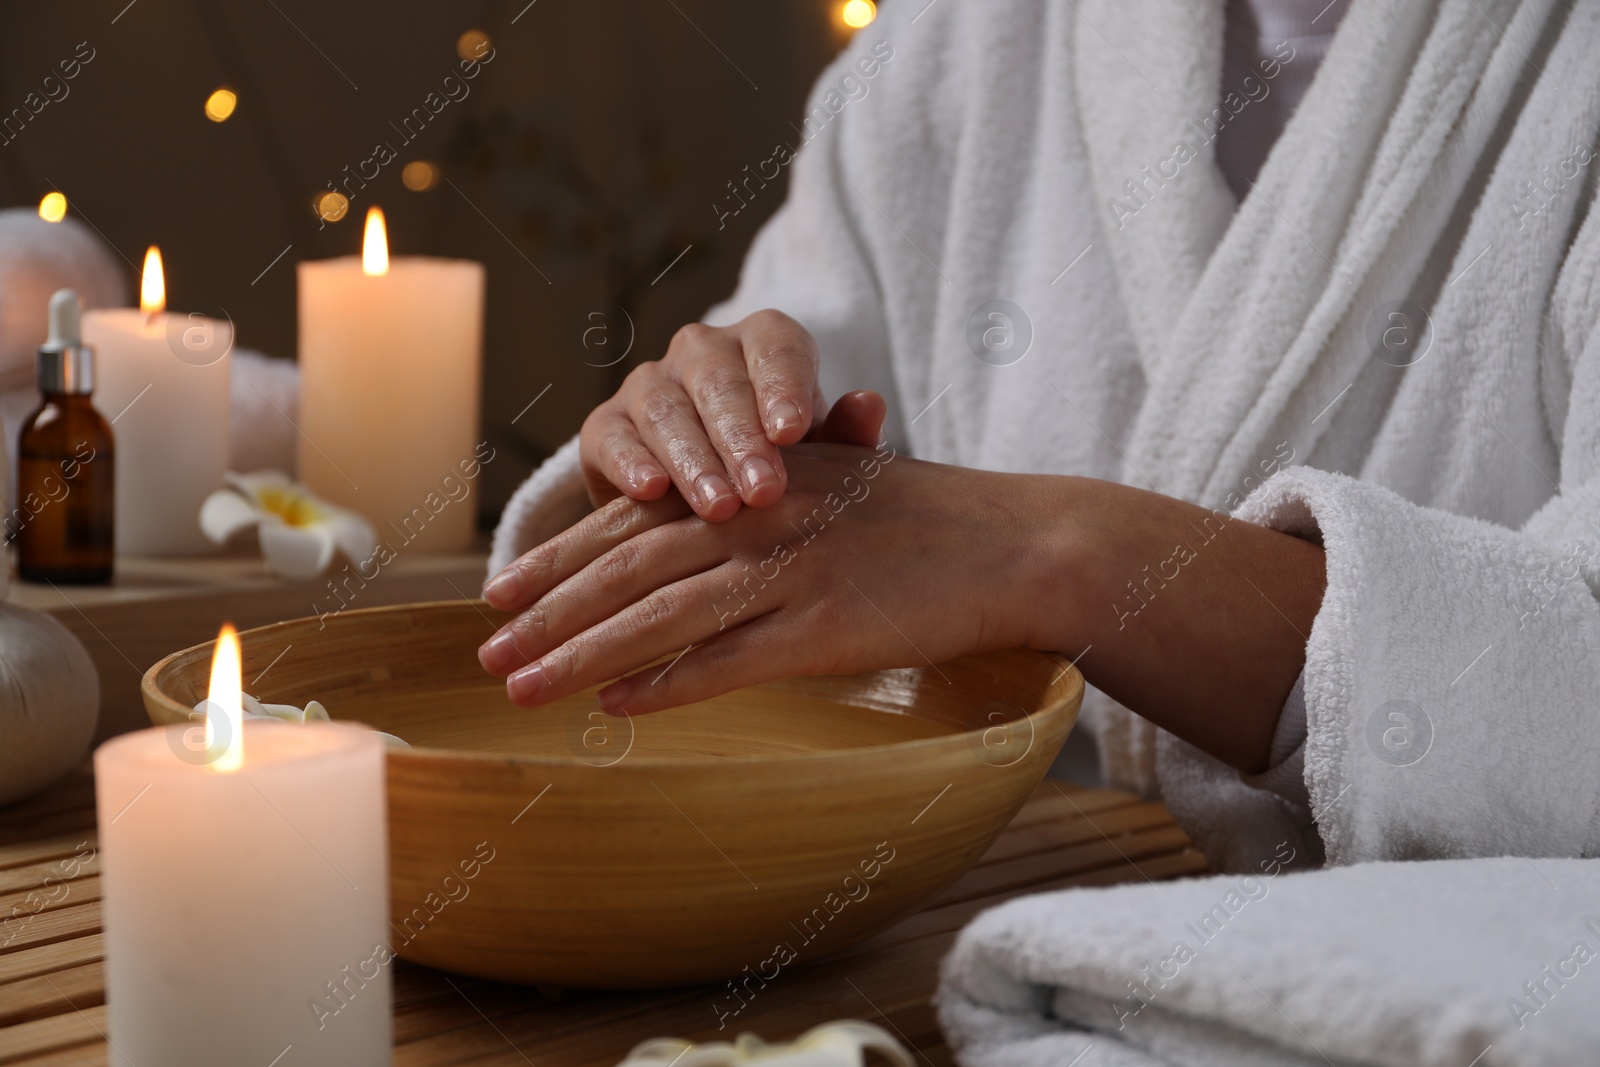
[141,599,1083,769]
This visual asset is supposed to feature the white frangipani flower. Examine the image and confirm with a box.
[617,1022,911,1067]
[200,472,376,581]
[193,693,410,748]
[242,693,331,723]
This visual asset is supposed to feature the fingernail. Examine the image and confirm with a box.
[597,676,635,711]
[769,400,802,435]
[483,568,522,608]
[696,474,736,510]
[631,465,666,493]
[508,662,547,703]
[742,457,777,494]
[479,630,521,674]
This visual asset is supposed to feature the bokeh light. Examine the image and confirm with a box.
[315,191,350,222]
[457,29,492,61]
[841,0,876,29]
[204,88,237,123]
[38,191,67,222]
[402,160,440,191]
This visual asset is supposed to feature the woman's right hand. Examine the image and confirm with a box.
[578,308,883,520]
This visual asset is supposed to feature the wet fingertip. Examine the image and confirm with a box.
[482,568,522,609]
[479,630,520,675]
[741,478,784,509]
[741,456,778,496]
[597,676,636,711]
[695,474,740,519]
[766,399,805,442]
[701,493,743,522]
[507,662,547,705]
[627,465,669,498]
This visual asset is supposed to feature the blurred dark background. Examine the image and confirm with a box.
[0,0,868,526]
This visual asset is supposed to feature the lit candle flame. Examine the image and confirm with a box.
[205,623,244,772]
[362,207,389,276]
[140,246,166,315]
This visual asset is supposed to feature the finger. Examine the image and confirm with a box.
[807,390,886,447]
[630,377,743,521]
[479,516,725,676]
[503,563,774,707]
[681,342,789,508]
[579,406,671,504]
[481,492,691,613]
[740,310,819,446]
[595,616,796,716]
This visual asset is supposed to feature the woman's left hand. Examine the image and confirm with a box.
[478,442,1052,714]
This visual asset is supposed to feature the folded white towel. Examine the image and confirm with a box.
[938,857,1600,1067]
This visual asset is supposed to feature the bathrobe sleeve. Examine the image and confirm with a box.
[488,31,902,576]
[1158,341,1600,868]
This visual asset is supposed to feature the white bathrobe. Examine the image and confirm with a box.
[491,0,1600,875]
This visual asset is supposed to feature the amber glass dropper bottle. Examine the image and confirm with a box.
[15,289,115,584]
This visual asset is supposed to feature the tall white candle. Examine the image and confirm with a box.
[85,246,232,557]
[95,626,390,1065]
[298,208,483,554]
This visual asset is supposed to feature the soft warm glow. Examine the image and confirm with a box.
[38,191,67,222]
[841,0,876,28]
[457,29,491,61]
[205,623,244,772]
[402,160,439,192]
[140,246,166,315]
[362,207,389,276]
[204,88,237,122]
[316,190,349,222]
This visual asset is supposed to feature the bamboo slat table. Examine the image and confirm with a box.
[0,766,1207,1067]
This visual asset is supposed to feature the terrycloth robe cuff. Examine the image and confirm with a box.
[1239,673,1310,809]
[1160,466,1600,871]
[486,434,589,577]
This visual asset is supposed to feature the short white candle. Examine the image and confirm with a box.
[297,208,483,554]
[95,626,390,1065]
[85,246,232,557]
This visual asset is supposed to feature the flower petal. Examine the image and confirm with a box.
[259,520,336,580]
[324,507,377,567]
[303,700,331,722]
[260,702,310,723]
[199,489,260,545]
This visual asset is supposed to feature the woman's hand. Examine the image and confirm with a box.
[578,309,883,520]
[481,441,1328,774]
[480,443,1052,715]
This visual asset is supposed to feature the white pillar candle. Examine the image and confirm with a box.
[95,627,390,1065]
[85,246,232,557]
[297,208,483,554]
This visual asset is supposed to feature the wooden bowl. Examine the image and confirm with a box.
[143,600,1082,988]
